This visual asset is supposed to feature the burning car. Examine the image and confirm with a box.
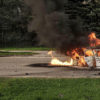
[48,32,100,68]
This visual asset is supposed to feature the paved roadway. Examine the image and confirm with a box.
[0,51,100,78]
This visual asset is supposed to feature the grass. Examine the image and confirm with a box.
[0,78,100,100]
[0,47,52,51]
[0,51,36,56]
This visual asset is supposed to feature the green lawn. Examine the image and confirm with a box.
[0,47,52,51]
[0,78,100,100]
[0,51,36,56]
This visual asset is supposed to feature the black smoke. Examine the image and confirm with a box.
[24,0,90,54]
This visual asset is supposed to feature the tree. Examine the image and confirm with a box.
[0,0,32,47]
[64,0,100,34]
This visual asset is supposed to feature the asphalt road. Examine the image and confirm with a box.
[0,51,100,78]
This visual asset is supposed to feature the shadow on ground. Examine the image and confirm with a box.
[27,63,100,71]
[28,63,63,68]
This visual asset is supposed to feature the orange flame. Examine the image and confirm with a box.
[89,32,100,47]
[48,32,100,67]
[97,51,100,56]
[48,51,73,66]
[78,56,86,66]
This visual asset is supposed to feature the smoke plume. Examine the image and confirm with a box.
[24,0,90,53]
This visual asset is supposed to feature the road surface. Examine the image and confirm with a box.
[0,51,100,78]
